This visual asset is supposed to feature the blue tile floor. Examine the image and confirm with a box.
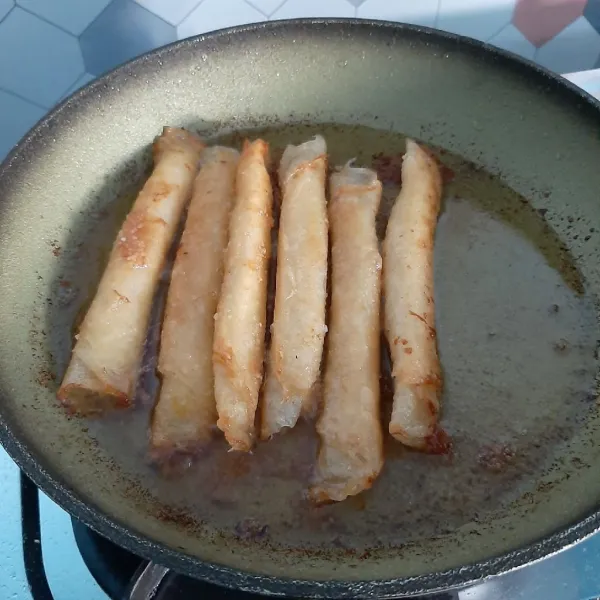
[1,0,600,162]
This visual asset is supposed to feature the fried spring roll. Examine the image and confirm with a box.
[213,140,273,451]
[261,136,328,439]
[58,127,204,415]
[150,146,240,458]
[309,165,383,504]
[383,139,444,451]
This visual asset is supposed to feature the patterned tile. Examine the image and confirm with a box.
[61,72,96,101]
[271,0,354,19]
[0,88,46,160]
[245,0,286,17]
[0,8,83,107]
[357,0,439,28]
[437,0,516,41]
[584,0,600,34]
[80,0,176,77]
[535,16,600,73]
[488,23,536,59]
[133,0,202,25]
[0,0,13,22]
[513,0,586,47]
[178,0,263,39]
[16,0,112,35]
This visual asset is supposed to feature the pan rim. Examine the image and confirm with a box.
[2,17,600,598]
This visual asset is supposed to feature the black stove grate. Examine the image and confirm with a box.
[20,472,457,600]
[21,473,54,600]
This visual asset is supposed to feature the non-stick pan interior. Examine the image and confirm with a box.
[1,20,600,596]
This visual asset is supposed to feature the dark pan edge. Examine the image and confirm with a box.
[2,17,600,598]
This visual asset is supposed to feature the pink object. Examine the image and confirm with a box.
[513,0,587,47]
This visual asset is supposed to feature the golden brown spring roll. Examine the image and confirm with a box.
[213,139,273,451]
[58,127,204,415]
[261,135,328,439]
[150,146,239,458]
[383,139,444,451]
[309,164,383,504]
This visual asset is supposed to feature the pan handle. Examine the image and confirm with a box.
[125,561,170,600]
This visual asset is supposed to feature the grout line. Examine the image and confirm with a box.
[0,84,49,111]
[0,3,15,26]
[267,0,288,18]
[11,4,86,94]
[77,0,121,39]
[55,69,87,104]
[243,0,270,19]
[485,21,510,43]
[17,4,78,37]
[175,0,207,26]
[131,0,179,30]
[433,0,441,29]
[78,0,110,38]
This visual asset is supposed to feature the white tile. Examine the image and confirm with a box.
[61,72,96,101]
[437,0,515,42]
[563,68,600,88]
[535,16,600,75]
[245,0,284,17]
[16,0,112,35]
[0,9,84,107]
[133,0,203,25]
[572,73,600,100]
[0,0,13,22]
[0,88,46,161]
[357,0,439,28]
[488,23,536,61]
[271,0,354,19]
[587,84,600,101]
[178,0,264,39]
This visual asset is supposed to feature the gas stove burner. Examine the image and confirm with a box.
[72,519,458,599]
[23,467,600,600]
[71,518,141,599]
[72,517,270,599]
[21,472,457,600]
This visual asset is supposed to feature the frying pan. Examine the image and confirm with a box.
[1,17,600,599]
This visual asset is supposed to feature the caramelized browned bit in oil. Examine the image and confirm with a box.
[66,122,598,553]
